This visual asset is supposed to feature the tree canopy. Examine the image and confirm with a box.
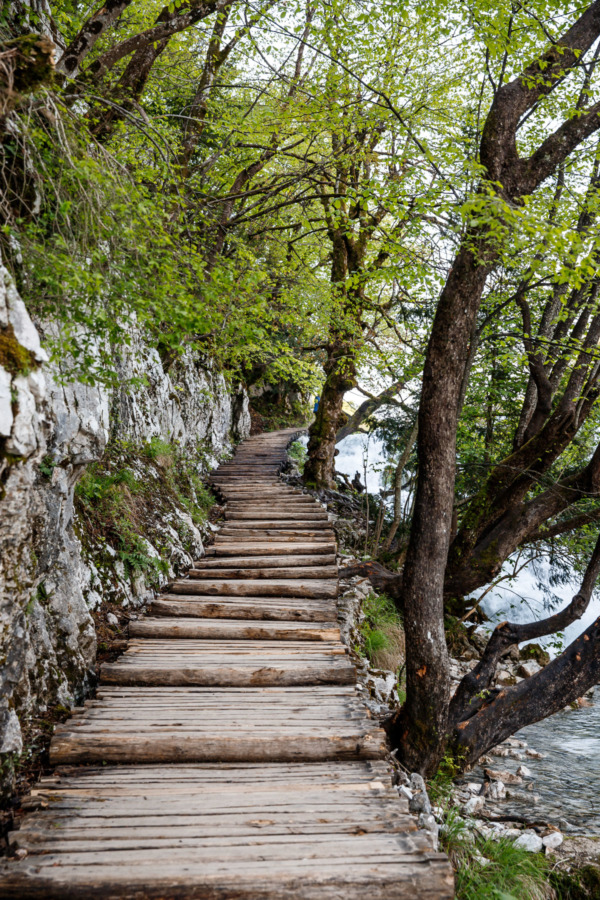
[5,0,600,774]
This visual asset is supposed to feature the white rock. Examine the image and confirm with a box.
[525,749,545,759]
[517,660,542,678]
[0,367,13,437]
[5,377,38,456]
[463,795,485,815]
[399,785,413,801]
[1,266,48,361]
[106,613,119,627]
[542,832,564,850]
[487,780,506,801]
[0,710,23,753]
[513,831,543,852]
[466,782,482,794]
[516,765,533,778]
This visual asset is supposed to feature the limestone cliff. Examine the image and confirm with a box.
[0,255,250,779]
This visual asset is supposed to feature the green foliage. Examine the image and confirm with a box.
[357,592,403,666]
[428,754,465,807]
[142,437,173,462]
[74,439,215,581]
[287,440,308,474]
[39,455,55,479]
[76,466,140,504]
[440,811,553,900]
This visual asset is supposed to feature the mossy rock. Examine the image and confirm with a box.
[519,642,550,667]
[0,324,37,376]
[552,864,600,899]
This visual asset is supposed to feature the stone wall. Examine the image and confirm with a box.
[0,255,250,769]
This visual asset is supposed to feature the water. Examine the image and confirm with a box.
[335,433,387,494]
[477,704,600,834]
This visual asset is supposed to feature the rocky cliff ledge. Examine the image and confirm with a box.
[0,255,250,785]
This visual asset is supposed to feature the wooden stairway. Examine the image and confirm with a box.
[0,428,454,898]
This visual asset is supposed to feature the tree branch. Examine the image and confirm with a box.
[449,530,600,726]
[335,379,405,442]
[56,0,132,77]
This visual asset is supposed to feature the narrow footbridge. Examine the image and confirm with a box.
[0,429,454,898]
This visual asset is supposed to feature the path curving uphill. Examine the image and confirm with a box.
[0,428,454,898]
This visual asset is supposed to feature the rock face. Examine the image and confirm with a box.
[0,255,250,779]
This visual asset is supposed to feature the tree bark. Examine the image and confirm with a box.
[56,0,132,77]
[303,336,358,489]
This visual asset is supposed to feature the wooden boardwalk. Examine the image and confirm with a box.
[0,429,454,898]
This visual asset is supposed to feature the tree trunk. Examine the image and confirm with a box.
[387,242,493,775]
[303,338,357,489]
[390,4,600,774]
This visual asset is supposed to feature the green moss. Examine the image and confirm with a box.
[3,34,55,95]
[0,324,36,376]
[552,864,600,899]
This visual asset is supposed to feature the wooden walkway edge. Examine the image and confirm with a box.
[0,428,454,898]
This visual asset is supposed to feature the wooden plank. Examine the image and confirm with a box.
[209,543,336,555]
[129,619,340,640]
[99,663,355,688]
[50,731,385,765]
[168,579,339,599]
[187,566,338,580]
[148,598,337,621]
[192,554,337,568]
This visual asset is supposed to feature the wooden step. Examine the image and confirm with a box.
[1,763,453,899]
[50,689,382,765]
[169,578,338,599]
[226,512,328,521]
[215,529,335,539]
[207,542,336,555]
[129,618,340,640]
[194,554,337,569]
[99,639,354,687]
[149,596,338,621]
[188,566,339,580]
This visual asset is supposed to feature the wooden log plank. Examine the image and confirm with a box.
[168,579,339,599]
[209,543,336,555]
[191,555,337,568]
[50,731,386,765]
[129,619,340,640]
[148,599,337,621]
[187,566,338,580]
[99,663,355,687]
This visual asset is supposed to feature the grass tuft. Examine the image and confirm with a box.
[357,591,405,673]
